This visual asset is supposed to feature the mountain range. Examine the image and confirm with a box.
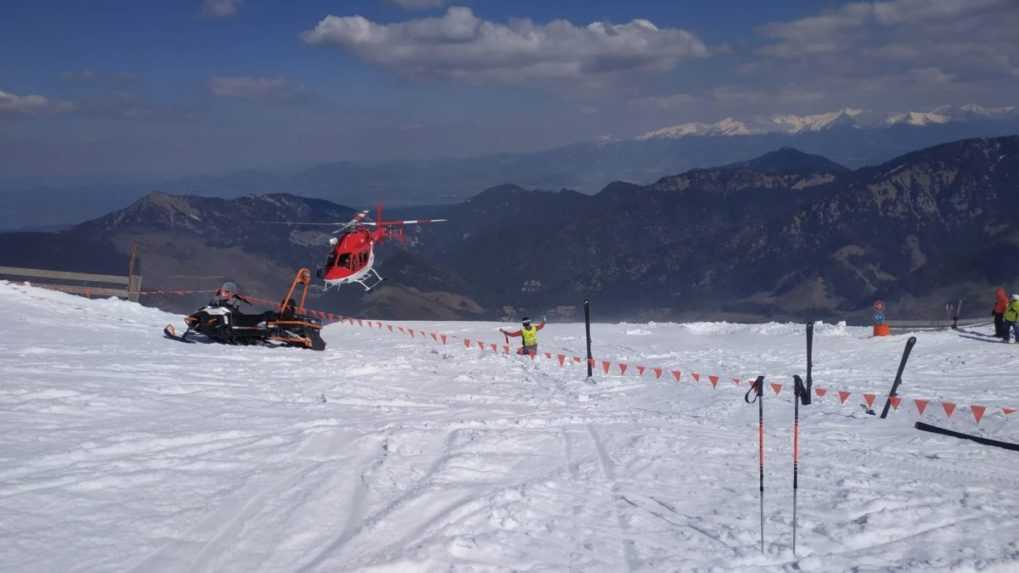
[1,135,1016,323]
[2,104,1016,231]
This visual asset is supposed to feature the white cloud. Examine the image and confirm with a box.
[202,0,242,18]
[301,6,710,83]
[0,89,73,115]
[387,0,445,10]
[758,0,1019,82]
[209,76,290,98]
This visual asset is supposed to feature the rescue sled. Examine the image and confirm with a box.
[164,268,326,351]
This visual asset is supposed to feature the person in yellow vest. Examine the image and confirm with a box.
[1005,294,1019,344]
[500,317,545,356]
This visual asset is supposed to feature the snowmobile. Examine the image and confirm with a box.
[163,268,326,351]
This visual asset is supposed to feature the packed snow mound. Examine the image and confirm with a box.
[2,281,1019,572]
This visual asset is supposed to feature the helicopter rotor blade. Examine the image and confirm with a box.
[363,218,448,226]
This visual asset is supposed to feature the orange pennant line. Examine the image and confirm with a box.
[672,370,682,382]
[637,366,646,376]
[863,393,876,408]
[558,354,566,366]
[942,402,956,418]
[838,391,850,404]
[602,361,611,374]
[770,383,782,395]
[619,363,628,375]
[709,375,719,388]
[914,399,929,415]
[654,368,663,379]
[692,372,700,382]
[1003,407,1017,416]
[971,405,986,424]
[890,396,902,410]
[815,387,827,397]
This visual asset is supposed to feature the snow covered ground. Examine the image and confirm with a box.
[1,281,1018,572]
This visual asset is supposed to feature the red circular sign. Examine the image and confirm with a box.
[873,300,885,312]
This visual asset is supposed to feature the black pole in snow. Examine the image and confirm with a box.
[744,375,766,554]
[804,322,814,405]
[879,336,917,419]
[584,299,593,379]
[792,375,808,555]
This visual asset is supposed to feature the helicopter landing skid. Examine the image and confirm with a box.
[355,268,385,292]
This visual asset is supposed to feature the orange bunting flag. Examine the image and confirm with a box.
[637,366,646,376]
[558,354,566,367]
[942,402,956,418]
[619,363,628,375]
[1003,407,1017,416]
[574,356,582,363]
[587,357,595,367]
[602,361,611,374]
[914,399,929,415]
[357,319,363,327]
[692,372,700,382]
[545,352,552,359]
[387,325,394,332]
[431,333,438,342]
[771,383,782,395]
[732,378,741,385]
[478,341,486,350]
[490,343,498,352]
[971,405,986,424]
[440,334,447,345]
[464,339,471,348]
[409,330,415,337]
[863,393,876,408]
[890,396,902,410]
[654,368,663,379]
[815,387,828,397]
[398,327,405,334]
[672,370,681,382]
[838,391,851,404]
[709,375,719,388]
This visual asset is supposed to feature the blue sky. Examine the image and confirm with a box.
[2,0,1017,179]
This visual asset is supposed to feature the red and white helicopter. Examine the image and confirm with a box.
[293,207,446,291]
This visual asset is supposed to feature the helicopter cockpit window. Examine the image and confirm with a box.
[337,253,351,268]
[325,253,337,268]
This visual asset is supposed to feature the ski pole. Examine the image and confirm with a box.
[792,374,808,555]
[804,322,813,405]
[879,336,917,419]
[744,375,766,554]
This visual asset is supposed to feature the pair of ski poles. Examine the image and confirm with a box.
[744,323,814,556]
[744,373,811,556]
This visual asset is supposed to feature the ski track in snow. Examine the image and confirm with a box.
[1,281,1019,572]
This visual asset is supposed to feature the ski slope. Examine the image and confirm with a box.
[2,281,1018,572]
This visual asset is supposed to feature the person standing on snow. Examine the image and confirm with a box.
[993,288,1009,340]
[500,317,545,356]
[1005,294,1019,344]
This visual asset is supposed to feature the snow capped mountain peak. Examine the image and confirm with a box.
[769,108,865,134]
[958,103,1017,117]
[886,111,951,126]
[634,104,1017,142]
[637,117,756,140]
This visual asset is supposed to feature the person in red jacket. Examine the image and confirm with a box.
[500,317,545,356]
[993,287,1009,340]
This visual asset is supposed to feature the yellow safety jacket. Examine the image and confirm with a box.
[1006,300,1019,322]
[521,325,538,347]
